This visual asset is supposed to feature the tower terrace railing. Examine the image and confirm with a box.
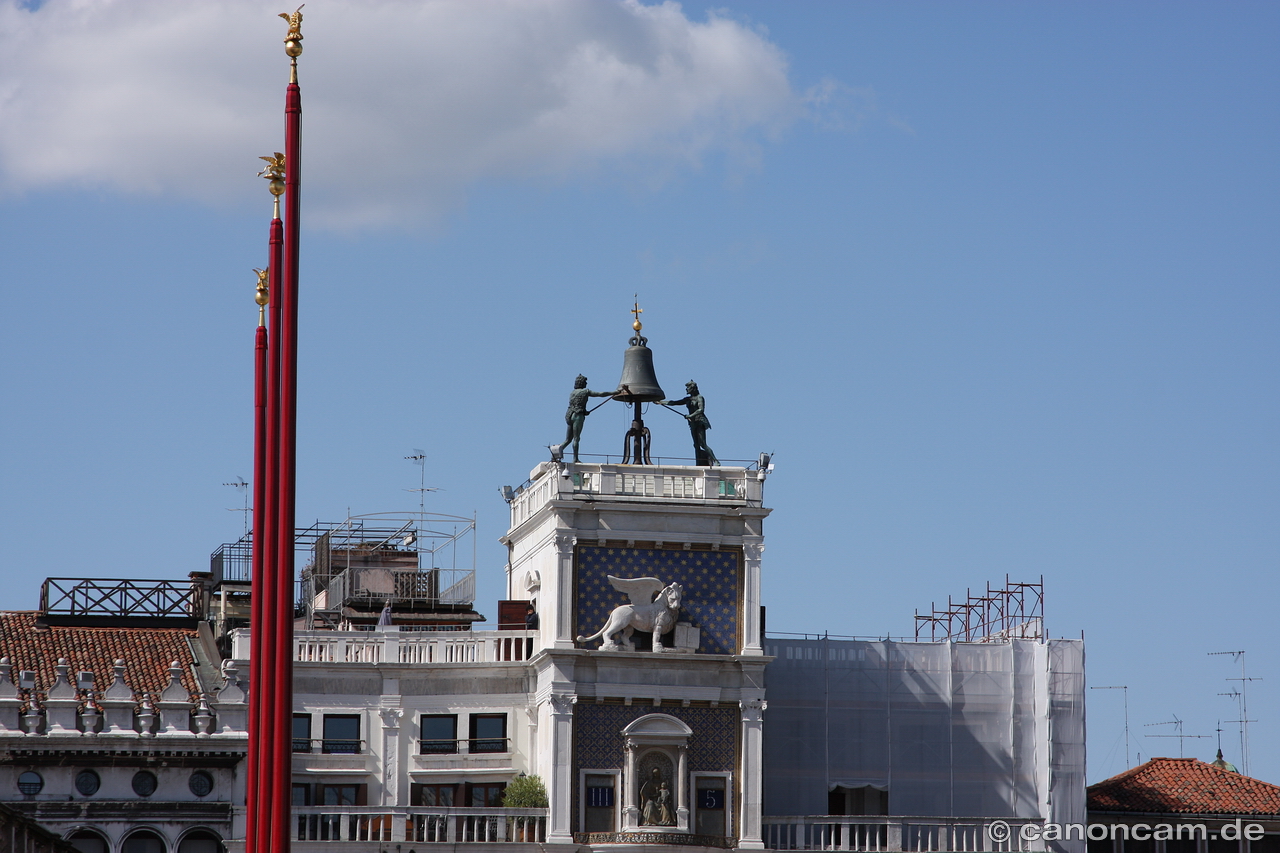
[508,461,766,527]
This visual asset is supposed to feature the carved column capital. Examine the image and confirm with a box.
[740,699,767,723]
[547,693,577,716]
[553,534,576,556]
[742,542,765,561]
[379,707,404,729]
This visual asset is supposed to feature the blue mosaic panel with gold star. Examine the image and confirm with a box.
[575,546,741,655]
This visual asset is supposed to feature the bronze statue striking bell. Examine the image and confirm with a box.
[614,342,664,403]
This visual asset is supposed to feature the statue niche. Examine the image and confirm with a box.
[576,576,682,652]
[621,714,692,833]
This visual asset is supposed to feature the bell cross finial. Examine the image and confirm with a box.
[631,296,643,332]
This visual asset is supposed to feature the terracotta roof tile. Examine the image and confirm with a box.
[1088,757,1280,816]
[0,611,201,700]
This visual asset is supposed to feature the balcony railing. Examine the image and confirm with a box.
[292,807,547,843]
[761,816,1044,853]
[418,737,511,756]
[292,738,367,755]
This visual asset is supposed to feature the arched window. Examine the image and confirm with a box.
[177,829,222,853]
[121,829,167,853]
[66,830,109,853]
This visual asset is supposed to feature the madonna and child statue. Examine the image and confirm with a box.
[639,767,675,827]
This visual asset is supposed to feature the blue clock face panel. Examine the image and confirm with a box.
[575,546,741,655]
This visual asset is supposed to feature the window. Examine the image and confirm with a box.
[176,831,222,853]
[74,769,100,796]
[585,775,617,833]
[132,771,158,797]
[17,771,42,795]
[188,771,214,797]
[412,783,458,806]
[67,831,109,853]
[293,783,313,806]
[695,776,727,836]
[420,714,458,754]
[293,714,312,752]
[469,713,507,753]
[468,782,506,807]
[321,714,361,754]
[320,784,366,806]
[122,830,166,853]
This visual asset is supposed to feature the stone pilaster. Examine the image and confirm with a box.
[552,534,576,648]
[379,707,404,811]
[741,541,765,654]
[738,699,767,849]
[545,692,577,842]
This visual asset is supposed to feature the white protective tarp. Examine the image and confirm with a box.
[762,636,1085,835]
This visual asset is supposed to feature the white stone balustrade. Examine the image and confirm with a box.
[290,806,548,844]
[233,628,537,665]
[761,816,1046,853]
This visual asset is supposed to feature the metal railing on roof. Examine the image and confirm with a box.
[40,577,201,620]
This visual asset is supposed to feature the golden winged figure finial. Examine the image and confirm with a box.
[257,153,286,181]
[279,5,304,43]
[258,153,286,214]
[253,268,270,325]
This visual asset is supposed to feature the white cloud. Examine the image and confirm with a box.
[0,0,801,229]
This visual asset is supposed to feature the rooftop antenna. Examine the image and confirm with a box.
[1145,714,1210,758]
[1092,685,1131,768]
[403,450,440,551]
[1209,650,1259,775]
[223,477,251,537]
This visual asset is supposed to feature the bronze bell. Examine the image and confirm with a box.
[614,339,664,403]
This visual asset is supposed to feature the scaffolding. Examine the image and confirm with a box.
[913,575,1044,642]
[299,511,477,628]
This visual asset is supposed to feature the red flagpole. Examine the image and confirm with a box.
[258,210,286,852]
[246,309,268,853]
[272,30,304,852]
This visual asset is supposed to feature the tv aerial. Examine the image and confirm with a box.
[223,477,250,537]
[404,450,441,518]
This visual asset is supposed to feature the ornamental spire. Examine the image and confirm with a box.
[279,5,304,81]
[258,152,286,220]
[253,268,269,326]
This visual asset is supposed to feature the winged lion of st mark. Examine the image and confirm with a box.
[576,576,683,652]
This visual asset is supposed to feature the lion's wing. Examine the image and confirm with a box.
[606,575,667,606]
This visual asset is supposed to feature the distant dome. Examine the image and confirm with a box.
[1210,749,1238,773]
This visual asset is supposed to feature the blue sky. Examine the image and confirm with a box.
[1,1,1276,786]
